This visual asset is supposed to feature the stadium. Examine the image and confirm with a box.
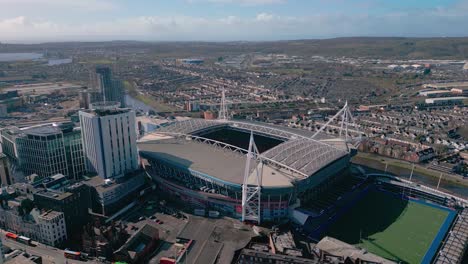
[138,113,468,263]
[138,117,355,221]
[137,103,468,263]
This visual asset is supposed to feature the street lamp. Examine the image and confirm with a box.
[437,173,443,190]
[409,162,415,182]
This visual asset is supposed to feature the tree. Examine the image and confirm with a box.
[20,198,35,215]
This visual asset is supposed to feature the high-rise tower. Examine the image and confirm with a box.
[79,102,138,179]
[96,66,125,107]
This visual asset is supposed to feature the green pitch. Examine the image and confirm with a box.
[326,190,449,264]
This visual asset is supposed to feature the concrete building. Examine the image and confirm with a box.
[236,248,318,264]
[315,236,395,264]
[0,91,22,112]
[0,200,67,247]
[37,210,67,247]
[0,236,3,264]
[84,172,146,216]
[203,111,216,120]
[3,249,42,264]
[418,90,452,97]
[0,104,7,117]
[79,105,138,179]
[425,96,467,105]
[0,202,41,241]
[0,154,12,186]
[33,189,86,240]
[451,87,468,96]
[79,91,91,109]
[114,224,160,263]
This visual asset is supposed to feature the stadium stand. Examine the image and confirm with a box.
[296,176,369,238]
[376,179,449,206]
[433,208,468,264]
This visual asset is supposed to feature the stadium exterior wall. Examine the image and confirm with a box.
[141,153,351,221]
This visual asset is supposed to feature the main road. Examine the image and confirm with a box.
[0,230,99,264]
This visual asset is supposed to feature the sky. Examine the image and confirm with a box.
[0,0,467,43]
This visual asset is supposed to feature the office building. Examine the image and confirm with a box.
[62,126,86,180]
[96,66,124,107]
[79,103,138,179]
[9,123,86,180]
[111,79,125,107]
[16,126,68,178]
[0,127,20,164]
[96,66,112,95]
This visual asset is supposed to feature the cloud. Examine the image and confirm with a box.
[187,0,286,6]
[2,6,468,43]
[0,0,117,12]
[256,13,274,22]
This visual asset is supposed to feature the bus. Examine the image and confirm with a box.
[64,249,82,260]
[159,257,176,264]
[5,232,18,240]
[18,236,32,245]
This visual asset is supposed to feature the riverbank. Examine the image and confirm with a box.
[124,80,177,112]
[352,152,468,188]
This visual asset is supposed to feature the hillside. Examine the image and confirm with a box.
[1,37,468,59]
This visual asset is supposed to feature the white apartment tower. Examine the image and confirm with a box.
[79,102,138,179]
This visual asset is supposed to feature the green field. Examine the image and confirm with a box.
[326,190,449,263]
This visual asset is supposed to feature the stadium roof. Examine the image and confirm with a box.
[139,118,350,186]
[156,118,337,141]
[138,138,296,188]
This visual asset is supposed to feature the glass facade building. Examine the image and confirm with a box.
[7,123,86,180]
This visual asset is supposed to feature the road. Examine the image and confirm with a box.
[0,230,98,264]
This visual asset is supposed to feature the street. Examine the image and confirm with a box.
[0,230,98,264]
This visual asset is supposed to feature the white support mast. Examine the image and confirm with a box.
[242,131,262,224]
[218,86,228,121]
[311,101,362,150]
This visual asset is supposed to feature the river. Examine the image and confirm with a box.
[0,53,43,62]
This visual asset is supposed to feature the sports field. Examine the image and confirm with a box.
[326,190,451,264]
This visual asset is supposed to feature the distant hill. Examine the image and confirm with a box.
[279,37,468,59]
[1,37,468,59]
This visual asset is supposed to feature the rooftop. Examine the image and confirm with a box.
[316,236,395,264]
[88,108,133,117]
[139,138,299,188]
[34,189,72,201]
[83,172,145,193]
[144,118,349,179]
[39,210,63,221]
